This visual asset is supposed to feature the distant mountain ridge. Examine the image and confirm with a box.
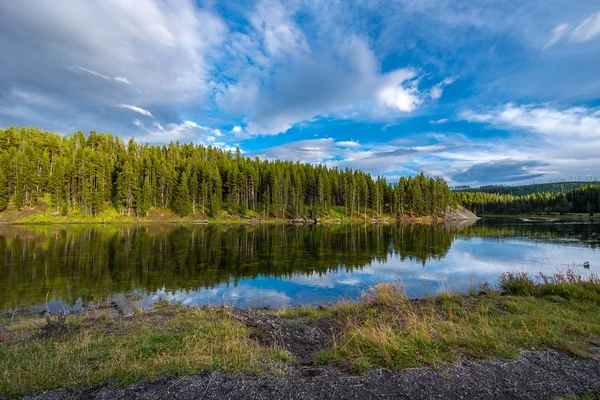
[452,181,600,196]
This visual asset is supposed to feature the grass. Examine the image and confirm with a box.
[0,306,291,398]
[330,273,600,371]
[1,272,599,397]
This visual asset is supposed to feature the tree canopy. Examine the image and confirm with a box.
[0,126,452,218]
[454,185,600,215]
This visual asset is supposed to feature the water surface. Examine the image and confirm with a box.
[1,218,598,312]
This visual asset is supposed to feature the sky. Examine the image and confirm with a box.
[1,0,599,186]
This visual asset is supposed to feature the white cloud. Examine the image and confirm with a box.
[460,104,600,139]
[335,141,361,148]
[69,67,133,85]
[253,138,339,164]
[117,104,154,117]
[430,77,456,100]
[376,69,422,112]
[570,11,600,43]
[544,23,570,49]
[455,103,600,184]
[544,11,600,48]
[250,135,465,178]
[68,66,111,81]
[136,120,223,145]
[0,0,225,133]
[214,1,456,136]
[430,118,449,124]
[114,77,132,85]
[249,0,309,58]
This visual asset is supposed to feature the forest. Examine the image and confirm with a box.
[0,126,452,219]
[452,181,599,196]
[454,185,600,215]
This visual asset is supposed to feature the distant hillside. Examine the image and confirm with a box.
[452,181,600,196]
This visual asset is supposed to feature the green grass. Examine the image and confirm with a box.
[330,276,600,372]
[2,273,599,397]
[0,307,291,398]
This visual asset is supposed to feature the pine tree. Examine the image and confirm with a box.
[0,126,456,220]
[172,171,192,216]
[138,175,151,216]
[0,153,8,212]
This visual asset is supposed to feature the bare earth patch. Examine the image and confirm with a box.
[229,308,334,364]
[17,349,600,400]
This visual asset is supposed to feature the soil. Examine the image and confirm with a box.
[228,308,334,364]
[17,349,600,400]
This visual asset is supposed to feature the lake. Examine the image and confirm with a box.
[1,218,599,313]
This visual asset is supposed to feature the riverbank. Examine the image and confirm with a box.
[0,203,471,226]
[1,271,599,399]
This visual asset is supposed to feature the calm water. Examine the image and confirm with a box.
[1,218,599,312]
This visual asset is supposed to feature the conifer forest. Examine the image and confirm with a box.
[0,127,453,219]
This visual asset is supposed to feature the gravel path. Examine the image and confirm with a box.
[20,349,600,400]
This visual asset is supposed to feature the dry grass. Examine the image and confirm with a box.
[329,276,600,372]
[0,306,291,398]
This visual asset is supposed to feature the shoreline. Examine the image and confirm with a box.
[0,215,455,226]
[2,272,599,398]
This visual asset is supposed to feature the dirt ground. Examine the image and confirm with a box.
[17,349,600,400]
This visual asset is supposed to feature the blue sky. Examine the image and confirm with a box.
[1,0,599,186]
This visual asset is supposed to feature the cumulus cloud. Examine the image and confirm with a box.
[0,0,225,133]
[376,69,422,112]
[214,1,454,136]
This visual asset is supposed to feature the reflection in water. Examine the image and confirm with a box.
[1,219,599,311]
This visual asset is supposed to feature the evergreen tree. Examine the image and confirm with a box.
[172,171,192,216]
[137,175,151,216]
[0,152,8,212]
[0,126,453,219]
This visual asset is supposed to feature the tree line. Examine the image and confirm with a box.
[454,185,600,215]
[0,126,452,219]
